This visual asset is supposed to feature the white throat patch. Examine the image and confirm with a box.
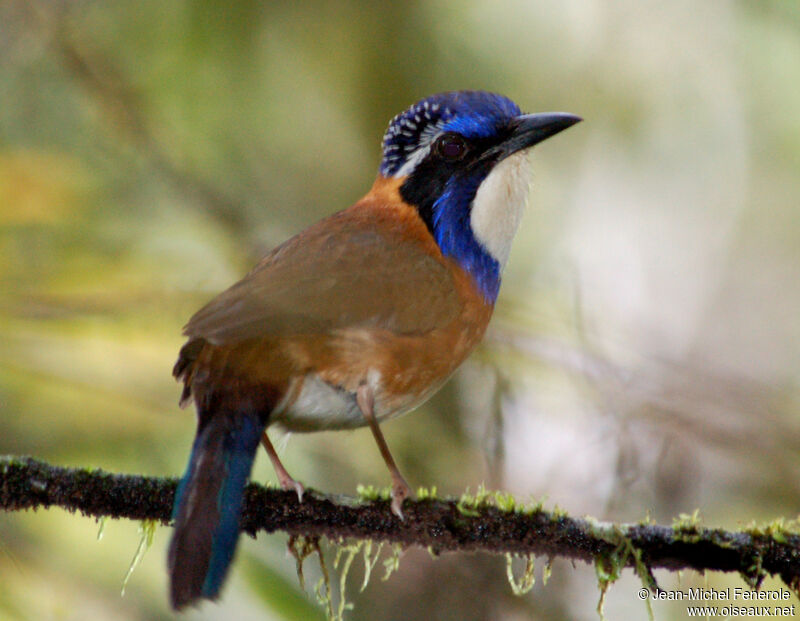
[470,150,533,268]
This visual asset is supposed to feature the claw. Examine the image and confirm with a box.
[279,472,305,503]
[390,478,411,520]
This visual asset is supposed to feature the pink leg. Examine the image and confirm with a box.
[356,384,412,519]
[261,431,304,501]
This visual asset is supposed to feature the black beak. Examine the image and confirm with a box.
[487,112,582,162]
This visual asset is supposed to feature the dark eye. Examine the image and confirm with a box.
[435,133,467,161]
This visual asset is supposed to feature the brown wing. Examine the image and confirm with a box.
[183,206,461,345]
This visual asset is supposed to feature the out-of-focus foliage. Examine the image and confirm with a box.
[1,1,798,620]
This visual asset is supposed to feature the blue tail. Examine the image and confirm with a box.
[168,410,264,609]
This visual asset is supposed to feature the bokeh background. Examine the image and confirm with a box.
[1,1,799,620]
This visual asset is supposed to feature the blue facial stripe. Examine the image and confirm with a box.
[440,97,520,140]
[433,174,501,303]
[384,91,521,302]
[441,115,499,139]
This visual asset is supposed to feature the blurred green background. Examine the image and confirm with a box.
[1,1,799,620]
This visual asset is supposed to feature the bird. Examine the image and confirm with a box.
[167,90,580,610]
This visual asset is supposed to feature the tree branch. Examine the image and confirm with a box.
[2,456,799,595]
[20,1,251,234]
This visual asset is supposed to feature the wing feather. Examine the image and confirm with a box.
[183,208,460,344]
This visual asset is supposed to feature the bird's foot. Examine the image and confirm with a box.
[390,475,412,520]
[278,472,305,503]
[262,431,304,502]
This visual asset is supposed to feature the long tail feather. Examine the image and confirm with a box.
[168,410,264,610]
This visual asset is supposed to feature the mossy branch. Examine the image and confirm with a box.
[2,456,799,595]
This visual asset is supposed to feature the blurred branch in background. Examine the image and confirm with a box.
[3,456,800,596]
[20,0,248,233]
[487,325,800,508]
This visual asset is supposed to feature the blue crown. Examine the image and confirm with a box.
[380,91,522,176]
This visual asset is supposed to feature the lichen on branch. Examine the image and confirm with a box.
[1,456,799,596]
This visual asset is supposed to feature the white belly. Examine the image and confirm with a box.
[269,371,442,432]
[271,374,363,431]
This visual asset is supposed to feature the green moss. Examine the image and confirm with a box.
[416,485,438,500]
[288,534,321,592]
[520,496,547,515]
[455,484,534,516]
[542,557,553,586]
[289,537,398,621]
[740,552,766,590]
[745,516,800,543]
[96,515,108,541]
[493,490,517,513]
[594,542,624,621]
[355,484,391,502]
[121,519,156,596]
[382,543,403,582]
[455,488,481,517]
[358,540,383,592]
[587,520,654,621]
[671,509,703,542]
[505,553,536,595]
[551,504,568,520]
